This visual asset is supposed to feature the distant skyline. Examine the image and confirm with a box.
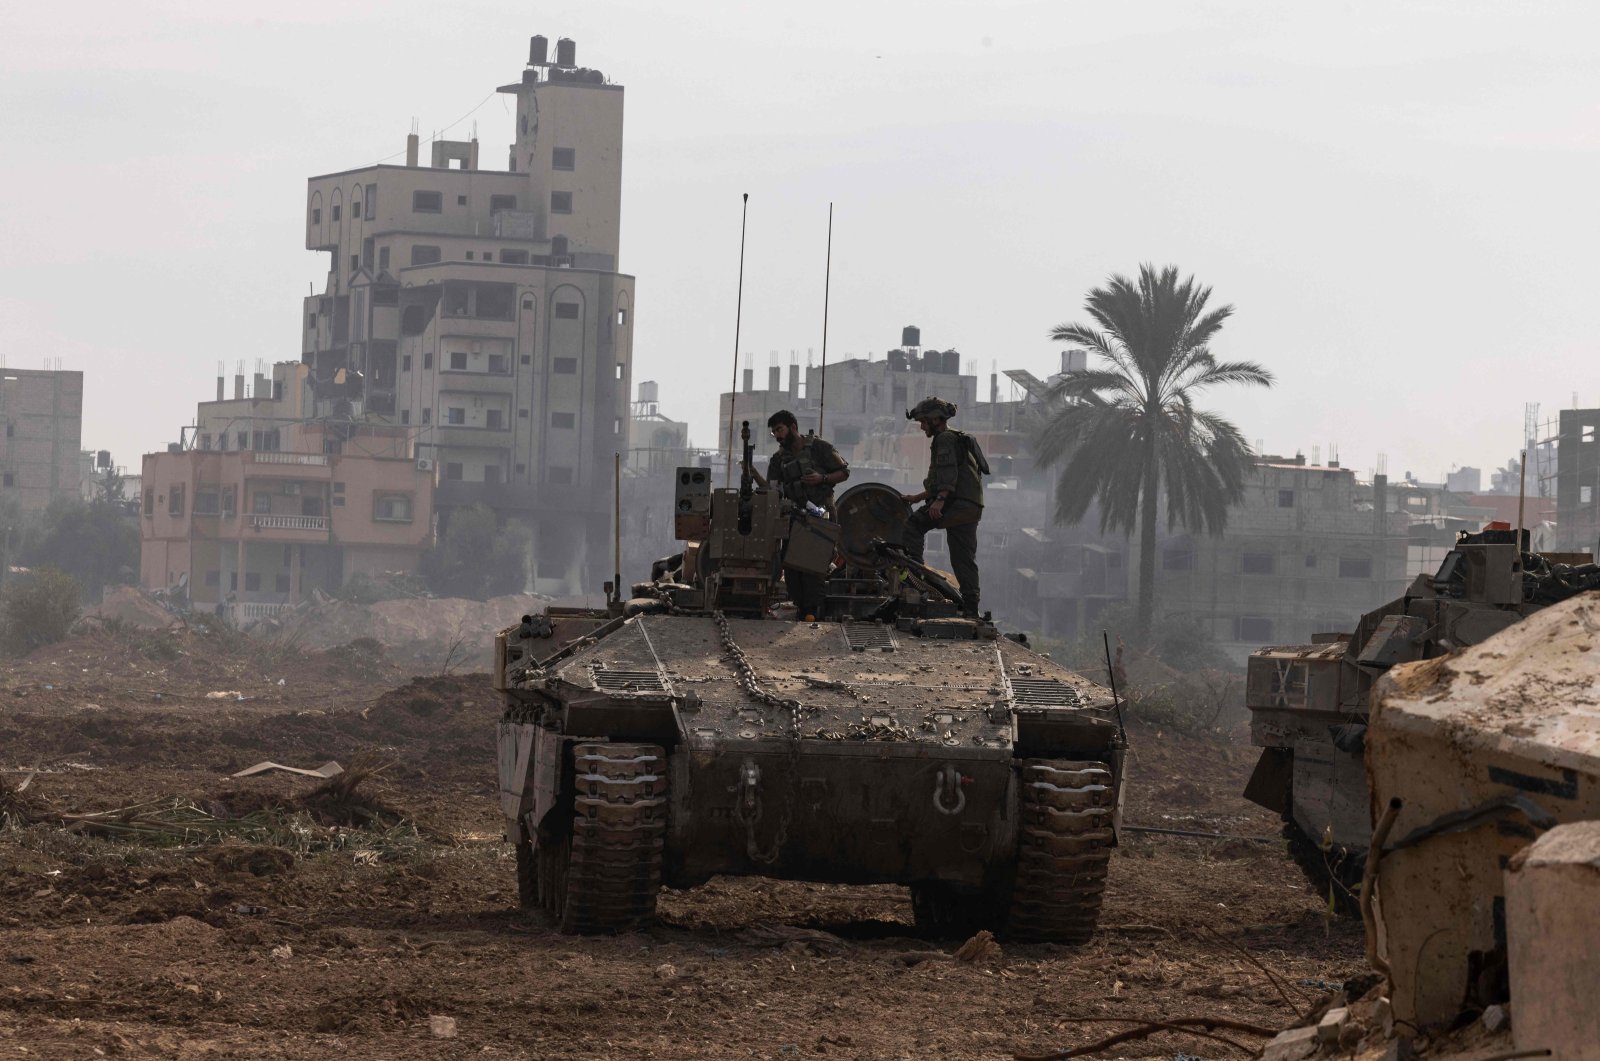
[4,1,1597,490]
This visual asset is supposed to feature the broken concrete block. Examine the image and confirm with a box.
[1481,1003,1509,1033]
[1367,596,1600,1027]
[1317,1006,1349,1044]
[1261,1024,1317,1061]
[429,1015,457,1039]
[1507,820,1600,1058]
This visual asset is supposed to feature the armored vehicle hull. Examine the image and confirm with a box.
[497,612,1126,942]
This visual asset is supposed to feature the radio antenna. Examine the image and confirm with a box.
[724,193,750,487]
[818,203,834,437]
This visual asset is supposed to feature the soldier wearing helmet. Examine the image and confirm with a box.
[901,396,985,617]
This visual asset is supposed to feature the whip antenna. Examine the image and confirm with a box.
[818,202,833,437]
[725,193,750,486]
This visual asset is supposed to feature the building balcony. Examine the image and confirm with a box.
[233,601,295,622]
[432,425,512,450]
[245,451,333,479]
[250,514,330,532]
[439,370,515,394]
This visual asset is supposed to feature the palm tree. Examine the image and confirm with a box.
[1036,264,1273,638]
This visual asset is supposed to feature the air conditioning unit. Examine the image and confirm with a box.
[416,458,435,472]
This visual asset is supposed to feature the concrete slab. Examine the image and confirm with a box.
[1261,1024,1318,1061]
[1367,594,1600,1028]
[1506,819,1600,1059]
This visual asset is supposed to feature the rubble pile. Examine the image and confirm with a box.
[275,591,556,668]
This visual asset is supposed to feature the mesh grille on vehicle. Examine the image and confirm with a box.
[841,625,897,652]
[1008,678,1085,707]
[590,668,668,693]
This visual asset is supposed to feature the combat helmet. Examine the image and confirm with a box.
[906,396,957,422]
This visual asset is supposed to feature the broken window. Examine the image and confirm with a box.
[552,148,575,171]
[413,191,443,214]
[371,285,398,306]
[374,494,413,522]
[442,284,470,317]
[1339,557,1373,579]
[552,411,575,429]
[490,194,517,212]
[444,462,463,481]
[475,284,514,320]
[421,407,431,424]
[486,409,504,430]
[550,191,573,214]
[169,485,186,517]
[410,245,441,266]
[554,302,580,320]
[488,354,507,375]
[1241,552,1274,575]
[501,249,529,265]
[553,357,577,374]
[447,408,466,425]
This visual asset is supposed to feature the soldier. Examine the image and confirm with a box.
[901,396,985,617]
[762,410,849,618]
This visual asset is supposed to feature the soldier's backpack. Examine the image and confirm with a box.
[951,430,991,476]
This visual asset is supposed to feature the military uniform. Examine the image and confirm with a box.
[903,427,985,615]
[766,436,848,512]
[767,435,848,618]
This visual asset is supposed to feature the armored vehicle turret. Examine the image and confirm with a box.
[494,423,1128,942]
[1242,525,1600,910]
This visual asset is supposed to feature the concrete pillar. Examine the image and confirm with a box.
[468,138,480,171]
[234,374,245,399]
[406,133,419,167]
[742,368,753,393]
[768,366,780,393]
[216,377,225,401]
[788,364,799,398]
[1507,820,1600,1058]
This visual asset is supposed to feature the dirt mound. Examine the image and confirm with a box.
[89,586,182,630]
[275,592,553,669]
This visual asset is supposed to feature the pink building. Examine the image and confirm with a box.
[140,425,434,620]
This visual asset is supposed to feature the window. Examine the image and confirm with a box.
[456,195,467,206]
[144,488,154,516]
[374,494,413,522]
[1238,616,1274,642]
[516,463,527,474]
[488,354,507,374]
[364,183,376,219]
[401,304,427,335]
[222,487,236,516]
[253,492,272,514]
[1339,557,1374,579]
[194,490,220,516]
[413,190,443,213]
[331,204,341,222]
[402,354,412,371]
[613,418,623,435]
[482,251,493,262]
[1162,549,1193,571]
[548,466,574,485]
[522,297,534,309]
[2,473,12,488]
[450,351,468,370]
[1278,489,1295,508]
[169,485,185,517]
[1241,552,1275,575]
[483,465,500,485]
[617,308,628,326]
[616,361,625,380]
[372,284,398,306]
[410,244,441,266]
[199,433,211,450]
[351,199,361,218]
[350,254,359,273]
[553,357,577,374]
[520,355,531,365]
[519,409,529,418]
[423,352,433,369]
[401,410,410,425]
[443,284,470,316]
[245,572,262,592]
[554,302,580,319]
[490,194,517,212]
[444,462,464,481]
[486,409,504,430]
[447,407,466,425]
[465,251,474,261]
[1305,554,1317,568]
[501,249,529,265]
[552,147,575,171]
[311,207,322,224]
[378,246,390,272]
[1586,426,1597,443]
[475,284,514,320]
[307,313,317,330]
[550,191,573,214]
[422,407,432,424]
[552,411,575,429]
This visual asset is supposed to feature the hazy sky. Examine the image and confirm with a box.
[4,1,1597,486]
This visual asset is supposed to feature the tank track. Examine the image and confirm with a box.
[1007,760,1115,944]
[538,742,668,934]
[911,759,1114,944]
[1281,805,1363,917]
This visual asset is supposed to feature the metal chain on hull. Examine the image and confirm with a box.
[714,611,805,864]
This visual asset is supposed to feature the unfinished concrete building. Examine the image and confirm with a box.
[1554,407,1600,555]
[301,35,633,595]
[0,369,83,511]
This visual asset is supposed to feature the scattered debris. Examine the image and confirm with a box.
[429,1015,457,1039]
[232,760,344,780]
[953,929,1000,963]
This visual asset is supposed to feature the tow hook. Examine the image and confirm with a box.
[731,760,762,818]
[933,764,967,816]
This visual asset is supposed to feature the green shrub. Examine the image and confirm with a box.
[2,568,81,653]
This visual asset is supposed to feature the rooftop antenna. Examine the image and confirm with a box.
[724,193,749,487]
[818,202,834,437]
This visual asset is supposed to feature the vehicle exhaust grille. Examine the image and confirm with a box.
[590,667,668,693]
[1008,678,1085,708]
[841,624,897,652]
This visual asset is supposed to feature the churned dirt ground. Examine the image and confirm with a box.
[0,624,1361,1059]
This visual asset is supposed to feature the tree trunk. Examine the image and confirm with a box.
[1136,445,1158,640]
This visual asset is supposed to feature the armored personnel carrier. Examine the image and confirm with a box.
[1242,525,1600,910]
[494,424,1128,942]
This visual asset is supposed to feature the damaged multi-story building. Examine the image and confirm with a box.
[300,34,633,594]
[0,368,83,510]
